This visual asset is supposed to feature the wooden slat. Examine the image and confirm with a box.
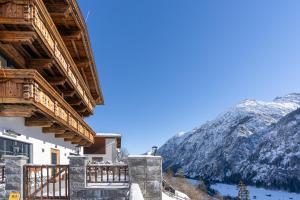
[0,105,35,117]
[0,31,37,43]
[63,90,76,97]
[68,99,82,106]
[55,132,74,138]
[25,117,54,127]
[74,58,90,69]
[27,58,54,69]
[43,126,66,134]
[76,107,87,113]
[48,77,66,86]
[61,30,82,40]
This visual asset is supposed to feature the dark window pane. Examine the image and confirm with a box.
[0,137,31,162]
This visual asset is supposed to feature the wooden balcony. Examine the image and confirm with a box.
[43,0,104,105]
[0,0,97,116]
[0,69,95,146]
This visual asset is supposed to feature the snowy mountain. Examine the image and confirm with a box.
[158,93,300,192]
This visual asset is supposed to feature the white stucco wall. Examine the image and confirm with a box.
[85,138,118,163]
[0,117,79,164]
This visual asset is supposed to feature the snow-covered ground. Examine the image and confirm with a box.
[162,192,176,200]
[211,183,300,200]
[162,190,190,200]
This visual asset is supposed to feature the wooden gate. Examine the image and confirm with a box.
[23,165,69,199]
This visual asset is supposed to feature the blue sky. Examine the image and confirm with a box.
[78,0,300,154]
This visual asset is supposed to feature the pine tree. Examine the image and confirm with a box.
[237,181,250,200]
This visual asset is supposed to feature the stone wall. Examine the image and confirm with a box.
[68,156,129,200]
[128,155,162,200]
[0,183,5,200]
[2,155,28,200]
[0,155,162,200]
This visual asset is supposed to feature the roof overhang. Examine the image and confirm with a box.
[44,0,104,105]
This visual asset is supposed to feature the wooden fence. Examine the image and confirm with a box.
[23,165,69,199]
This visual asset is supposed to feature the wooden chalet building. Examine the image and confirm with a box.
[0,0,103,164]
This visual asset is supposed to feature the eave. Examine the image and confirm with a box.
[43,0,104,105]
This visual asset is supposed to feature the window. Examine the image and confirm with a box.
[0,137,31,162]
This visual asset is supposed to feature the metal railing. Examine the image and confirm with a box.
[23,165,69,199]
[86,164,129,184]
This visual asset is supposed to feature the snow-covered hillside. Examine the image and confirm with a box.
[158,93,300,192]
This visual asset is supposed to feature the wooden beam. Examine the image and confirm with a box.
[47,77,66,86]
[64,135,79,142]
[72,139,86,145]
[0,44,26,67]
[43,126,66,134]
[46,3,71,16]
[0,31,37,44]
[0,17,31,25]
[63,90,76,97]
[80,67,89,86]
[76,107,87,113]
[61,30,82,40]
[74,58,90,69]
[25,117,54,127]
[27,58,54,69]
[69,99,82,106]
[55,132,74,139]
[0,105,35,117]
[73,136,83,142]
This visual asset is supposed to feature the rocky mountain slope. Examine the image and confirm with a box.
[158,93,300,192]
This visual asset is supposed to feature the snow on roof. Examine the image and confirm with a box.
[96,133,122,137]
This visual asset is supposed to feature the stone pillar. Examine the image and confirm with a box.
[3,155,28,200]
[128,155,162,200]
[68,156,87,199]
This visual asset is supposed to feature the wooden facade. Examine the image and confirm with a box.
[0,0,103,146]
[83,135,121,155]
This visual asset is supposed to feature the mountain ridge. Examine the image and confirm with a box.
[158,93,300,192]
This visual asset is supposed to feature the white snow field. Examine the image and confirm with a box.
[211,183,300,200]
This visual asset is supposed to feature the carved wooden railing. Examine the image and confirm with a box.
[24,165,69,199]
[0,0,95,113]
[0,69,95,144]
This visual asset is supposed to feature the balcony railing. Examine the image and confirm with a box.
[0,0,95,114]
[0,69,95,144]
[86,164,129,185]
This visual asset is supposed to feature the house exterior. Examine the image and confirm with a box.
[0,0,103,165]
[84,133,122,163]
[0,1,165,200]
